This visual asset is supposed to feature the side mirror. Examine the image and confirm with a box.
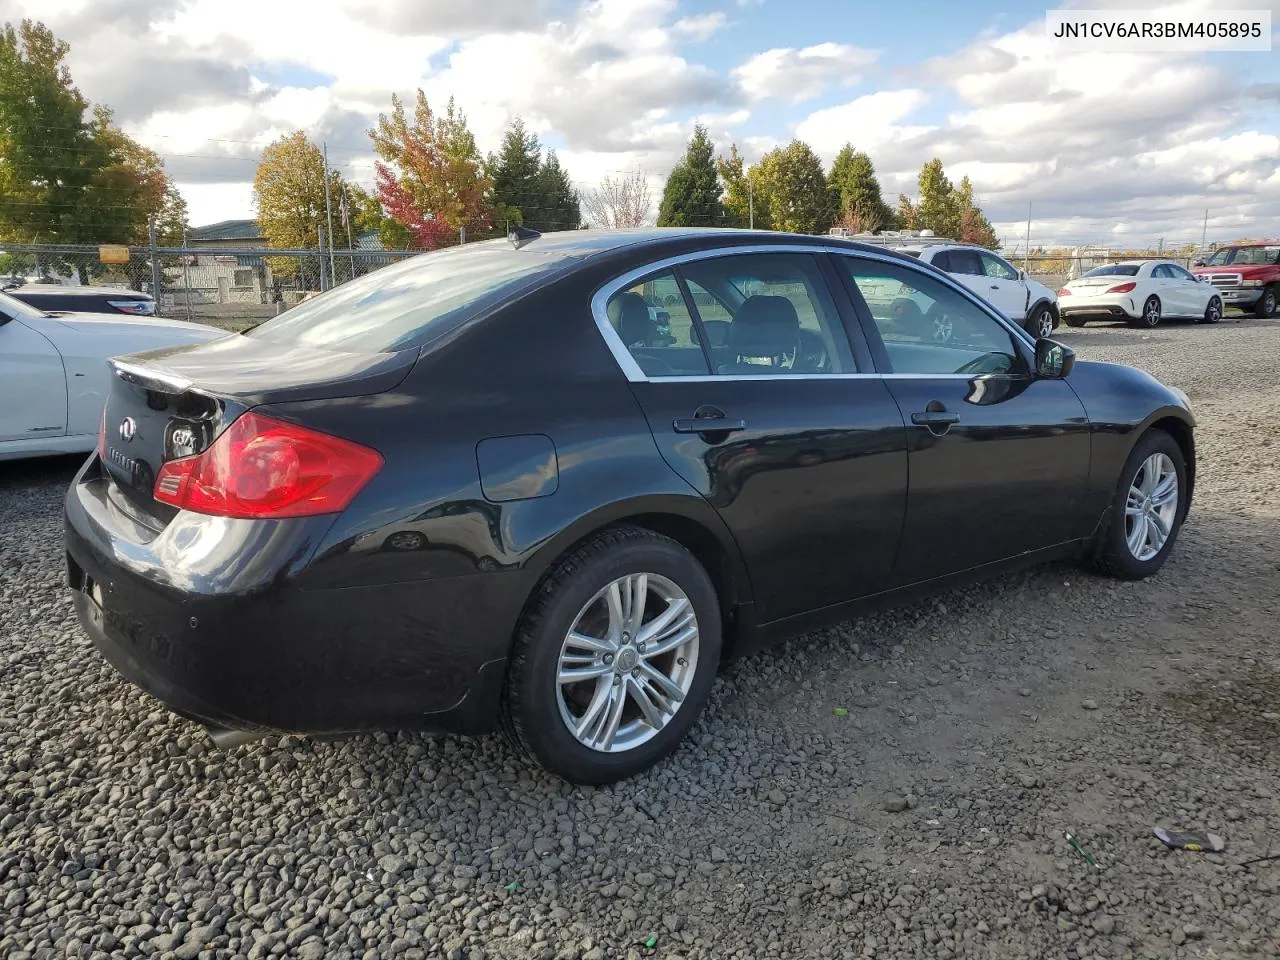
[1035,338,1075,379]
[1192,260,1205,267]
[1017,269,1027,281]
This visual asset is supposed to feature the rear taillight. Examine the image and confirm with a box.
[1106,282,1137,293]
[153,412,383,519]
[1057,288,1071,296]
[108,299,156,316]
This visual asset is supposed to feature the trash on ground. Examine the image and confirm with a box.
[1153,827,1226,853]
[833,707,848,717]
[504,880,522,893]
[1065,832,1098,866]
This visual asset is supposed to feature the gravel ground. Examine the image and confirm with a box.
[3,314,1280,960]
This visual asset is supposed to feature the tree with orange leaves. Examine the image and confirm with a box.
[369,90,492,249]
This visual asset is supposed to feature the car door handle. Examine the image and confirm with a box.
[911,410,960,428]
[673,416,746,434]
[990,284,1000,290]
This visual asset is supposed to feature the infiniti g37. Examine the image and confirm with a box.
[64,229,1195,783]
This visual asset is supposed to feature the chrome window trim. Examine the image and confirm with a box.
[589,242,1035,384]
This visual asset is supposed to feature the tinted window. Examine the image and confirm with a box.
[1207,246,1280,266]
[1151,264,1172,279]
[680,253,856,375]
[981,253,1018,281]
[247,240,576,353]
[605,271,711,378]
[1169,265,1197,281]
[931,251,951,271]
[839,258,1026,376]
[945,250,984,276]
[1084,264,1140,277]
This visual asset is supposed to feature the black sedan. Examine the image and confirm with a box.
[8,283,157,316]
[64,228,1195,784]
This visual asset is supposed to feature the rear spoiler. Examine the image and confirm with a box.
[110,359,193,394]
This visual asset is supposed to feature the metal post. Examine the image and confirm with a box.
[1023,202,1032,269]
[322,141,337,282]
[318,225,328,292]
[148,218,162,300]
[181,226,193,321]
[460,225,466,244]
[342,183,356,281]
[1200,208,1208,255]
[748,179,754,230]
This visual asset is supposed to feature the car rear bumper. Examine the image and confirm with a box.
[64,457,521,736]
[1059,302,1135,320]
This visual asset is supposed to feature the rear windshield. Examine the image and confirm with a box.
[247,240,577,352]
[1084,264,1139,277]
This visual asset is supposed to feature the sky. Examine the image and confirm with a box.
[5,0,1279,248]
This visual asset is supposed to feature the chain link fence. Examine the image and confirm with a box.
[2,240,1202,332]
[0,242,419,331]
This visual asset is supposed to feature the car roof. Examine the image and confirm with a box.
[14,284,151,297]
[512,227,915,259]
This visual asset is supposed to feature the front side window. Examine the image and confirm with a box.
[1169,265,1197,281]
[839,257,1027,376]
[981,253,1019,281]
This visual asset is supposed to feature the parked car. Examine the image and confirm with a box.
[1058,260,1223,328]
[5,283,158,317]
[65,228,1196,784]
[833,233,1059,338]
[0,290,224,460]
[1191,243,1280,318]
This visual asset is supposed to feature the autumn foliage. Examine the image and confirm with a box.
[370,90,492,249]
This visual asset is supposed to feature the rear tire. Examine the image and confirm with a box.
[501,526,721,784]
[1063,315,1087,328]
[1131,296,1161,328]
[1025,304,1056,339]
[1087,429,1188,581]
[1256,286,1278,319]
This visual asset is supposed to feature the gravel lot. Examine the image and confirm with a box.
[3,314,1279,960]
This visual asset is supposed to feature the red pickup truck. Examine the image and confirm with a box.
[1191,242,1280,318]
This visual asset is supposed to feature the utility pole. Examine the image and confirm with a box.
[341,183,356,281]
[317,225,328,292]
[1200,208,1208,255]
[180,224,193,321]
[748,179,754,230]
[147,217,162,302]
[1023,201,1032,269]
[322,141,337,282]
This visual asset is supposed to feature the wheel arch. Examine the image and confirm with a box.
[520,495,755,657]
[1139,410,1196,508]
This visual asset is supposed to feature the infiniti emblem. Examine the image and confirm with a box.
[118,417,136,442]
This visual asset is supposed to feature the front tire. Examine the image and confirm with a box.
[1132,296,1161,328]
[1088,429,1188,581]
[1201,297,1222,324]
[502,526,721,784]
[1026,304,1056,339]
[1256,286,1278,319]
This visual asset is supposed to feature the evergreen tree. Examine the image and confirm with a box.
[916,158,958,237]
[716,144,757,228]
[755,140,833,234]
[534,150,581,231]
[487,117,543,228]
[657,124,724,227]
[828,144,895,232]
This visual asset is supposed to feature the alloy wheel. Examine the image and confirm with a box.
[1205,298,1221,324]
[1143,298,1161,328]
[555,573,700,753]
[1124,452,1179,562]
[1034,308,1054,338]
[932,314,954,342]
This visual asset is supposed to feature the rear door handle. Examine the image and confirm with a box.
[989,284,1000,290]
[673,417,746,434]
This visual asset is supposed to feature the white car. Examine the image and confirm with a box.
[893,243,1061,339]
[1059,260,1224,329]
[0,290,226,460]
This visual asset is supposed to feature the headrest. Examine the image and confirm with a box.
[729,295,800,357]
[610,292,655,347]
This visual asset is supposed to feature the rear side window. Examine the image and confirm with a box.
[247,241,575,353]
[605,270,712,378]
[945,250,984,276]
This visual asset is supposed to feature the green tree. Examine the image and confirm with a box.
[916,158,959,237]
[657,124,724,227]
[252,131,345,278]
[534,149,581,231]
[716,143,756,228]
[487,117,542,229]
[0,20,176,250]
[896,194,919,229]
[828,144,895,232]
[755,140,833,234]
[341,183,384,239]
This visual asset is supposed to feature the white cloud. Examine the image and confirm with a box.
[734,43,879,102]
[673,12,728,41]
[795,89,931,156]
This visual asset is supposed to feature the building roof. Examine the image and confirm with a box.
[188,219,263,242]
